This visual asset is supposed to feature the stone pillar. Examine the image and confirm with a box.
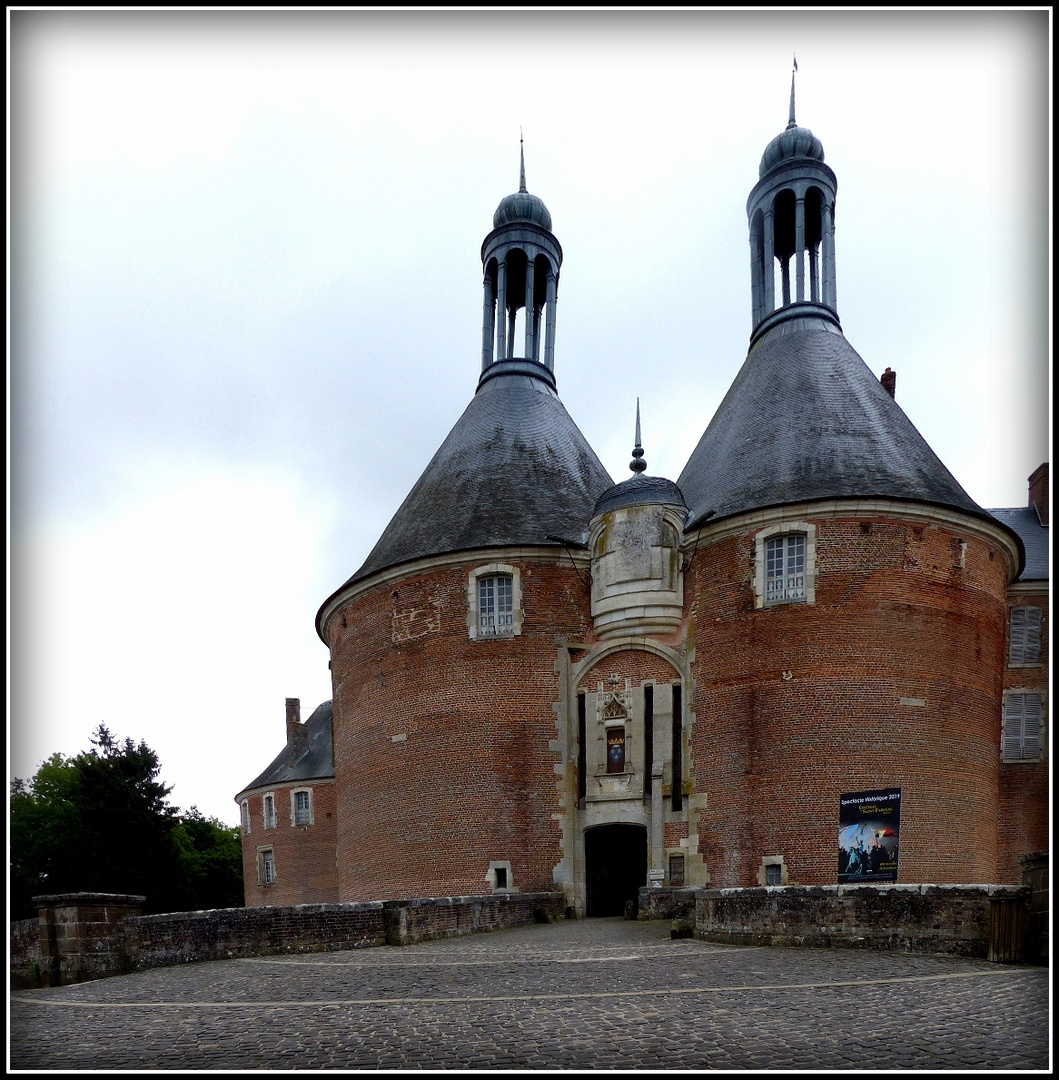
[544,271,557,370]
[34,893,145,986]
[749,229,761,327]
[506,305,516,359]
[795,194,805,302]
[822,201,835,310]
[781,257,791,307]
[809,244,819,302]
[481,269,495,372]
[495,258,507,361]
[524,258,536,361]
[763,208,775,315]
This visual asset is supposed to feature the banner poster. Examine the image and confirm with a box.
[838,788,901,883]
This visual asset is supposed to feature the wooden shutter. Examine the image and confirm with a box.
[1004,693,1043,761]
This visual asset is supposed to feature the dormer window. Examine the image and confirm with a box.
[468,563,523,640]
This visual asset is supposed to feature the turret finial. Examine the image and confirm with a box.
[519,128,527,193]
[787,54,798,129]
[630,398,646,474]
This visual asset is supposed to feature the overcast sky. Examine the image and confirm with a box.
[9,10,1050,825]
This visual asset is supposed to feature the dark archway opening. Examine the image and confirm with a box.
[585,823,647,917]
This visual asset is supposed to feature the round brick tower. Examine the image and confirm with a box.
[317,148,613,902]
[676,75,1023,888]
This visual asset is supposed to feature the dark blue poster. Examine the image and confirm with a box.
[838,788,901,883]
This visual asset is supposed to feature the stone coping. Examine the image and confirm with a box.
[703,884,1027,897]
[33,892,147,905]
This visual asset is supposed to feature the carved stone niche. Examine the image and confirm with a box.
[589,502,685,638]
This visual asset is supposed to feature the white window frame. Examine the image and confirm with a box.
[1002,691,1045,763]
[258,846,276,886]
[262,791,277,830]
[754,522,816,609]
[467,563,523,640]
[291,786,314,827]
[240,799,251,835]
[1009,605,1043,666]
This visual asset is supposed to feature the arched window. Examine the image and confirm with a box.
[754,522,817,608]
[468,563,523,639]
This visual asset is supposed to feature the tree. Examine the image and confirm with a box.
[10,725,243,920]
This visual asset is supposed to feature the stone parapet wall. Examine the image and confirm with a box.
[12,891,566,987]
[696,884,1029,958]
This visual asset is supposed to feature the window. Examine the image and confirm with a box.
[263,793,277,829]
[487,860,513,893]
[468,564,523,640]
[765,534,806,602]
[258,847,276,885]
[292,788,313,826]
[1002,693,1044,762]
[478,574,514,636]
[668,854,685,886]
[766,863,782,886]
[606,727,626,773]
[1009,606,1042,665]
[754,522,816,608]
[240,799,250,835]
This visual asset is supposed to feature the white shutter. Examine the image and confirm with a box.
[1022,694,1042,759]
[1024,608,1042,665]
[1009,606,1027,664]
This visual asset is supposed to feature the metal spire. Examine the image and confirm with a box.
[787,54,798,129]
[519,128,527,193]
[630,398,646,474]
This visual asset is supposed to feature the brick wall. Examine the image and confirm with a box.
[327,554,592,901]
[695,884,1028,958]
[241,780,339,906]
[685,513,1011,887]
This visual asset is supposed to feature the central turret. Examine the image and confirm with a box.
[746,60,838,339]
[479,139,563,382]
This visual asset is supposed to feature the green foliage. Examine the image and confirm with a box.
[10,725,244,920]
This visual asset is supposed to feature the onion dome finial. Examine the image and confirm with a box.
[519,128,527,193]
[630,398,647,473]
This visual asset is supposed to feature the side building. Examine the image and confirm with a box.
[235,698,338,906]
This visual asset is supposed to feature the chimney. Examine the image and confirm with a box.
[880,367,896,398]
[286,697,307,756]
[1028,463,1048,526]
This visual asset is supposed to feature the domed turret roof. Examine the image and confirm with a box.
[593,474,686,518]
[328,365,612,592]
[492,138,553,231]
[759,122,825,177]
[493,190,552,231]
[678,317,988,530]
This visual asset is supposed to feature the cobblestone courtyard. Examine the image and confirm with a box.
[10,917,1050,1070]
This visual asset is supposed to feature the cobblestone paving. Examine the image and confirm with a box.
[10,917,1050,1071]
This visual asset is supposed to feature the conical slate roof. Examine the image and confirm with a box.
[340,363,613,587]
[678,317,986,530]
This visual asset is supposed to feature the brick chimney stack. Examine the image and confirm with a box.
[286,697,307,756]
[880,367,896,398]
[1028,463,1048,526]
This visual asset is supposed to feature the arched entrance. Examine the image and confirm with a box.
[584,823,647,917]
